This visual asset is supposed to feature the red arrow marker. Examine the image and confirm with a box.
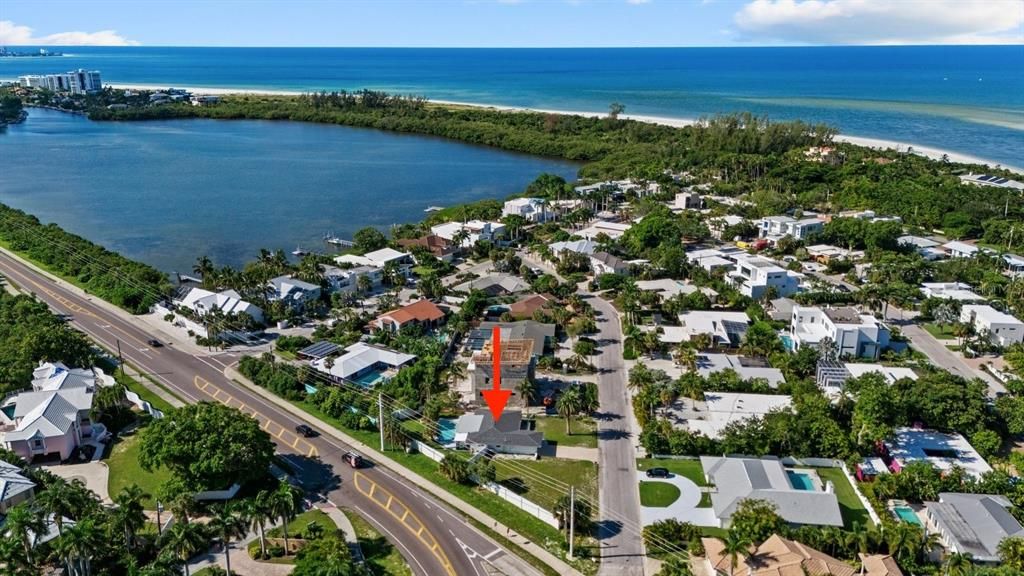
[481,326,512,422]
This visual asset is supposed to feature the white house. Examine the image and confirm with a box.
[695,354,787,388]
[887,428,992,479]
[728,254,801,299]
[920,282,985,303]
[268,275,321,310]
[503,197,551,223]
[310,342,416,386]
[431,220,506,247]
[960,305,1024,347]
[758,215,824,241]
[686,247,743,274]
[176,287,265,324]
[925,493,1024,563]
[959,173,1024,191]
[334,247,413,276]
[321,264,382,294]
[589,252,629,275]
[899,235,946,260]
[578,220,632,240]
[1003,253,1024,278]
[673,190,704,211]
[683,392,793,439]
[548,239,598,256]
[661,310,751,347]
[790,305,890,360]
[0,461,35,514]
[816,359,917,398]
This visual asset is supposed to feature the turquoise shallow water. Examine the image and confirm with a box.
[0,108,579,273]
[2,45,1022,166]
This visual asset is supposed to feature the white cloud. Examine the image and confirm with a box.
[733,0,1024,45]
[0,21,140,46]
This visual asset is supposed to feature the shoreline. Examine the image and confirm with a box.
[95,82,1015,174]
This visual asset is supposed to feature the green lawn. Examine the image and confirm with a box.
[636,458,707,486]
[536,416,598,448]
[815,467,871,528]
[494,458,598,508]
[345,508,412,576]
[247,509,338,563]
[922,322,957,339]
[105,432,170,508]
[638,481,680,507]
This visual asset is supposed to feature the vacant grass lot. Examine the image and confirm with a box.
[639,481,680,507]
[105,432,169,508]
[536,416,598,448]
[494,458,598,508]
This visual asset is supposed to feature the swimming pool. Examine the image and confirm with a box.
[781,334,795,351]
[893,506,922,525]
[353,370,385,388]
[437,418,457,444]
[787,470,815,491]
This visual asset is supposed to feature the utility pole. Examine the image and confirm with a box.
[116,339,124,377]
[156,501,163,535]
[568,485,575,560]
[378,392,385,452]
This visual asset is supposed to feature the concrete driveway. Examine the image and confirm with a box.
[43,461,111,503]
[637,470,718,527]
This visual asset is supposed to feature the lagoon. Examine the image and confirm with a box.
[0,108,579,273]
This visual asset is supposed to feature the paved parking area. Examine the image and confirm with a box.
[637,470,718,527]
[44,461,111,503]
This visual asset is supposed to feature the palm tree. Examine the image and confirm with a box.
[112,484,150,551]
[942,552,973,576]
[691,332,713,352]
[674,346,698,373]
[3,503,45,565]
[242,491,274,559]
[722,530,752,576]
[62,516,104,576]
[451,228,471,249]
[556,385,583,435]
[208,502,246,575]
[193,255,214,286]
[164,521,207,576]
[997,536,1024,571]
[36,477,77,537]
[517,377,538,408]
[271,481,302,555]
[444,361,467,386]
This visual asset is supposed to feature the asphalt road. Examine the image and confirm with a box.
[0,249,538,576]
[587,294,645,576]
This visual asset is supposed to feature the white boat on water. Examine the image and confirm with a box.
[292,246,306,256]
[424,206,444,212]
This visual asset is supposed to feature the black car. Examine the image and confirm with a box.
[146,339,163,348]
[342,451,363,469]
[645,467,670,478]
[295,424,317,437]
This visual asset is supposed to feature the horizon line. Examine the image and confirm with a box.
[4,43,1021,49]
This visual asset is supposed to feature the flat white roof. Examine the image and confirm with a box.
[921,282,983,302]
[888,427,992,479]
[688,392,793,439]
[844,363,918,383]
[963,304,1023,325]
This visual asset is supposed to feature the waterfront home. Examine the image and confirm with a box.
[321,264,382,294]
[959,173,1024,191]
[701,534,902,576]
[176,286,265,324]
[790,305,890,360]
[503,197,551,223]
[310,342,416,387]
[589,251,629,275]
[728,254,801,300]
[397,234,458,262]
[925,493,1024,563]
[371,299,446,333]
[548,239,598,256]
[336,247,413,273]
[1,363,110,462]
[453,273,530,296]
[700,456,844,528]
[268,275,322,310]
[675,392,792,439]
[453,409,544,456]
[960,304,1024,347]
[920,282,985,303]
[574,178,660,199]
[758,215,824,242]
[431,220,506,247]
[0,460,36,514]
[885,427,992,479]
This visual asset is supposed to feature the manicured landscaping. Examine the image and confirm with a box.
[344,508,412,576]
[247,509,338,564]
[105,432,170,508]
[636,458,708,486]
[495,458,599,508]
[922,322,957,339]
[535,416,598,448]
[96,357,180,414]
[638,481,680,507]
[815,467,872,528]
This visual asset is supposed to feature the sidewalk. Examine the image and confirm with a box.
[314,502,364,561]
[224,364,583,576]
[120,361,185,409]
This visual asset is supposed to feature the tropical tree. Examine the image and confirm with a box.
[36,477,77,537]
[164,520,207,576]
[207,502,247,575]
[3,503,44,565]
[942,552,974,576]
[193,255,215,286]
[556,385,583,435]
[242,490,275,559]
[517,377,538,408]
[674,346,698,372]
[439,454,471,484]
[722,530,753,576]
[553,493,592,537]
[60,516,105,576]
[998,536,1024,571]
[112,483,150,551]
[271,481,302,554]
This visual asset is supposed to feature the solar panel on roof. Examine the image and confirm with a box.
[722,320,749,337]
[979,175,995,181]
[994,178,1009,184]
[298,341,341,359]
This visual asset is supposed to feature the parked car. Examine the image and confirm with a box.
[645,467,670,478]
[342,451,364,469]
[295,424,317,437]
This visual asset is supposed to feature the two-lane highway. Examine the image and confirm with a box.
[0,248,540,576]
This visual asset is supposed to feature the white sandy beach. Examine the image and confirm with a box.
[109,82,1021,173]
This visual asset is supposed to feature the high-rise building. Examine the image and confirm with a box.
[18,69,102,94]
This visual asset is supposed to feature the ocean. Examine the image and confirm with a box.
[0,108,579,273]
[2,46,1022,166]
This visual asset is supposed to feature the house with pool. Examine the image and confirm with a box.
[700,455,844,528]
[310,342,416,388]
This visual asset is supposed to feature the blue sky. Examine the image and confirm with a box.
[2,0,1022,47]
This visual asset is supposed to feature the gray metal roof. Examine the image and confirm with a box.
[0,461,35,506]
[927,493,1024,562]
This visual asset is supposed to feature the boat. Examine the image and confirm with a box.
[292,246,306,256]
[424,206,444,212]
